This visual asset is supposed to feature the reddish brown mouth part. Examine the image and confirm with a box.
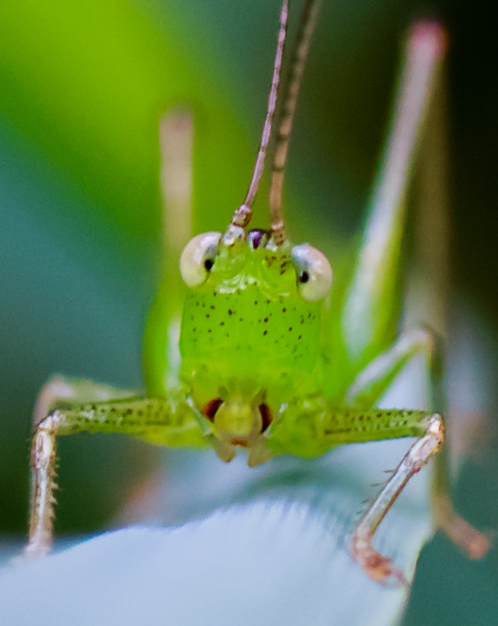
[203,397,224,421]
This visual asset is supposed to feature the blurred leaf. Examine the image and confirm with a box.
[0,497,422,626]
[0,0,257,245]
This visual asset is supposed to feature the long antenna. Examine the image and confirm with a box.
[229,0,289,230]
[269,0,321,245]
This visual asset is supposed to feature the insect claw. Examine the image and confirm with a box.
[351,536,408,587]
[380,566,408,589]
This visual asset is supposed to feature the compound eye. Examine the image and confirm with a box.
[180,232,221,287]
[291,243,333,302]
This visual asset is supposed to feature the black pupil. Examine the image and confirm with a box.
[300,270,310,283]
[204,258,214,271]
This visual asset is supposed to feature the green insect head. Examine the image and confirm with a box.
[178,215,333,457]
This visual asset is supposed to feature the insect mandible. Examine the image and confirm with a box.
[22,0,489,585]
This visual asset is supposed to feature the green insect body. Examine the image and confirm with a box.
[21,0,489,585]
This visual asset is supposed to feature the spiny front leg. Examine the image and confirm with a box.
[25,376,140,559]
[270,402,451,584]
[351,414,444,586]
[344,326,490,565]
[24,393,206,561]
[27,411,63,560]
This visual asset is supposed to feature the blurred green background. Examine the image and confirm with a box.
[0,0,497,623]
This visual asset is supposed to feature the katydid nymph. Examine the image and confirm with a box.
[22,0,489,585]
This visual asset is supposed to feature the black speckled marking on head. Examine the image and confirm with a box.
[181,284,323,370]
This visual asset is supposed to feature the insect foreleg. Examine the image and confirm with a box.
[33,375,139,427]
[24,391,206,560]
[431,455,490,560]
[342,327,489,579]
[351,413,444,585]
[343,325,440,409]
[270,404,438,456]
